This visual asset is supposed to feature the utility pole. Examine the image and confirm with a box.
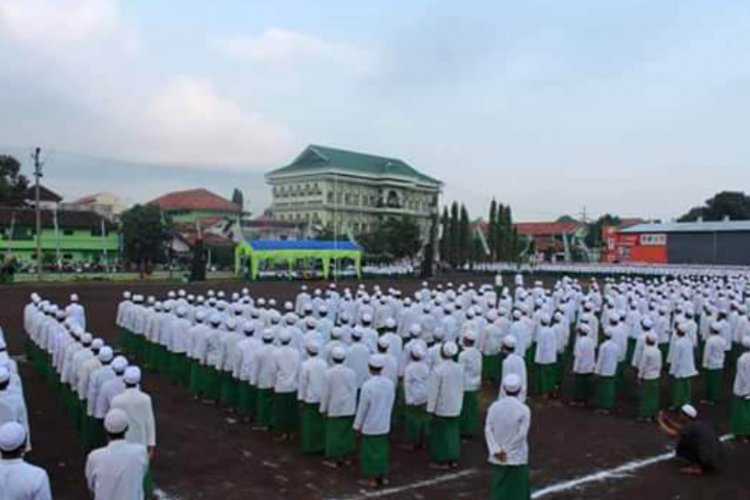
[31,147,44,281]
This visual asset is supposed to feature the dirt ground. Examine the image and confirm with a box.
[2,275,749,500]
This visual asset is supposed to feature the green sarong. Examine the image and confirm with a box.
[220,372,239,407]
[597,375,616,410]
[273,391,299,433]
[255,388,275,428]
[626,338,636,365]
[203,367,221,400]
[188,360,203,397]
[144,467,154,498]
[669,377,692,410]
[638,379,660,419]
[360,434,389,477]
[238,382,257,416]
[404,405,429,445]
[325,416,355,459]
[490,464,531,500]
[538,364,557,394]
[429,416,460,463]
[730,395,750,438]
[483,354,500,381]
[573,373,593,404]
[90,418,106,450]
[300,402,326,454]
[169,353,189,386]
[704,369,723,403]
[459,391,479,438]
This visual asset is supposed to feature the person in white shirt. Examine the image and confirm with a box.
[426,342,464,469]
[534,315,558,400]
[595,330,620,415]
[298,340,327,455]
[0,422,52,500]
[458,331,482,440]
[0,367,30,450]
[403,345,429,450]
[731,336,750,442]
[701,323,727,405]
[484,374,531,500]
[66,294,86,331]
[273,330,300,441]
[353,355,395,489]
[109,367,156,497]
[250,330,278,431]
[571,324,596,407]
[669,323,698,411]
[320,347,357,469]
[499,336,527,403]
[86,409,149,500]
[637,333,662,421]
[235,322,261,423]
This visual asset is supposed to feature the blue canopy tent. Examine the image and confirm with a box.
[234,239,363,280]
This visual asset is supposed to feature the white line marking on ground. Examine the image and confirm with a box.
[531,434,734,499]
[154,487,180,500]
[325,469,479,500]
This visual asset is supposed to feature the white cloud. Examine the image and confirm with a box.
[213,28,375,74]
[0,0,124,47]
[137,76,296,168]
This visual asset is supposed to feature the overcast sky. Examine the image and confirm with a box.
[1,0,749,221]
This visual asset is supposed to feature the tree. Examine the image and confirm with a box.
[0,155,30,207]
[679,191,750,222]
[121,204,171,270]
[358,217,423,260]
[585,214,622,248]
[488,200,498,260]
[556,215,577,223]
[458,204,470,266]
[232,189,244,210]
[439,206,450,263]
[449,202,460,267]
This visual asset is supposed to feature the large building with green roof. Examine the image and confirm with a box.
[266,145,442,237]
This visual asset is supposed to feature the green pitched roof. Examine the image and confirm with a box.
[268,145,441,185]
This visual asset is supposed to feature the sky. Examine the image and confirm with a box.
[1,0,749,221]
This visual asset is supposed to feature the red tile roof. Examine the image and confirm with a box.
[24,185,62,203]
[514,222,583,236]
[150,189,240,214]
[0,207,114,229]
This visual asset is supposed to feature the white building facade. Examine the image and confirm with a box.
[266,145,442,239]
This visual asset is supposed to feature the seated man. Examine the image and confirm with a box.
[657,405,723,475]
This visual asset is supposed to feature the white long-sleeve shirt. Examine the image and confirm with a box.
[534,326,557,365]
[273,345,300,393]
[320,364,357,417]
[500,353,528,402]
[484,396,530,466]
[353,375,395,436]
[638,345,662,381]
[250,344,278,390]
[458,347,482,392]
[702,335,727,370]
[404,361,429,406]
[298,356,327,404]
[427,360,464,417]
[734,352,750,397]
[85,440,148,500]
[234,337,262,381]
[0,458,52,500]
[669,336,698,379]
[345,343,371,389]
[595,340,619,377]
[573,336,596,375]
[110,388,157,448]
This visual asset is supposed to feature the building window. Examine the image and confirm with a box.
[63,229,75,236]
